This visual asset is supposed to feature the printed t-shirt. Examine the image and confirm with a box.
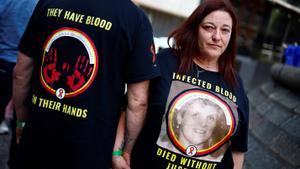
[17,0,160,168]
[131,48,249,169]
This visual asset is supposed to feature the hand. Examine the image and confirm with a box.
[43,48,61,85]
[123,151,131,166]
[16,127,23,144]
[112,155,131,169]
[4,98,14,120]
[66,55,93,91]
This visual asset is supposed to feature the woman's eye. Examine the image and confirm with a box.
[192,113,198,117]
[221,28,231,34]
[203,25,214,32]
[207,115,215,121]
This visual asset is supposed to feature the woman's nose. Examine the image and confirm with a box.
[212,30,221,41]
[197,118,207,127]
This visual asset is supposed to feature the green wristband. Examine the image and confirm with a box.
[112,150,123,156]
[16,120,26,128]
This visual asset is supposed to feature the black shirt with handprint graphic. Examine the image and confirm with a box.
[17,0,160,169]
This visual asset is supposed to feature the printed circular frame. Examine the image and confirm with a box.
[166,88,236,156]
[40,27,99,98]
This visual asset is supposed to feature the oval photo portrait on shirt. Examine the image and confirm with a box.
[166,89,235,157]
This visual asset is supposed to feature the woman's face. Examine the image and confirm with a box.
[177,102,219,147]
[198,10,233,61]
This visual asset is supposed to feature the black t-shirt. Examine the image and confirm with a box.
[17,0,160,169]
[131,49,249,169]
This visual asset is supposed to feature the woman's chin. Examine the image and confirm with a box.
[188,139,206,146]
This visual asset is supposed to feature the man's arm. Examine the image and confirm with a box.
[13,52,34,143]
[232,151,245,169]
[122,80,149,165]
[112,111,130,169]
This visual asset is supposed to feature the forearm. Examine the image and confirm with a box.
[13,52,34,121]
[112,111,131,169]
[123,104,147,153]
[113,111,126,151]
[232,151,245,169]
[123,81,149,154]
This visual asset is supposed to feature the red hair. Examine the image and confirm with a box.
[168,0,238,88]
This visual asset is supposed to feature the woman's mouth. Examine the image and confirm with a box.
[208,44,221,48]
[193,128,206,134]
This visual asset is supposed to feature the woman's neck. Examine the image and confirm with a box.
[193,57,219,72]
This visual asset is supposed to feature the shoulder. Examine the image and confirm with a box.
[155,48,178,77]
[0,0,10,14]
[157,48,177,63]
[234,73,246,96]
[118,1,152,35]
[233,73,249,115]
[0,0,35,16]
[120,1,150,22]
[16,0,37,19]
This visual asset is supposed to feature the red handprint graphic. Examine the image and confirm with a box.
[43,48,61,85]
[65,55,93,92]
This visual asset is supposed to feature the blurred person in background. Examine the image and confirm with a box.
[0,0,36,168]
[0,0,36,134]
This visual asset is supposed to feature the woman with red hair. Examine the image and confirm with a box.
[112,0,249,169]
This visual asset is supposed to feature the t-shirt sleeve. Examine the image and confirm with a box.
[231,106,249,152]
[231,78,250,152]
[125,12,160,83]
[18,0,43,58]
